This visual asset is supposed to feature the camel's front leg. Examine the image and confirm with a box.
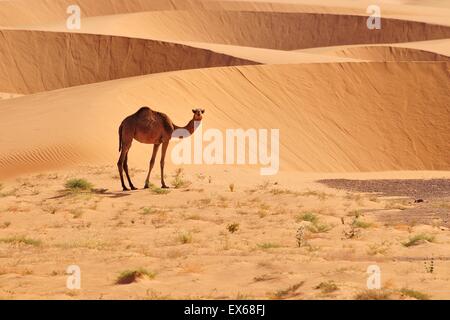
[160,141,169,188]
[144,144,160,189]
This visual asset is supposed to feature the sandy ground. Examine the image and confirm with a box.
[0,0,449,300]
[1,167,450,299]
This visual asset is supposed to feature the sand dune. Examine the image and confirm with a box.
[327,45,450,61]
[0,62,448,179]
[2,0,450,28]
[0,30,255,94]
[0,0,205,26]
[23,10,450,51]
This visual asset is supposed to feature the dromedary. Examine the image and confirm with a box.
[117,106,204,191]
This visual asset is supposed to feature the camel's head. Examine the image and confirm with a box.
[192,108,205,121]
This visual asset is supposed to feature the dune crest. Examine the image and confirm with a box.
[0,30,255,94]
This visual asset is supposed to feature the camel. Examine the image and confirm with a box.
[117,106,204,191]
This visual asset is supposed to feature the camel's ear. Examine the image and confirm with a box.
[201,109,205,114]
[192,109,196,113]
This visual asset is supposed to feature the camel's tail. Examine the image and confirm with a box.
[118,124,123,152]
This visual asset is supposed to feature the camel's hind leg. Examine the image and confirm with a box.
[160,141,170,188]
[144,143,161,189]
[117,137,133,191]
[123,154,137,190]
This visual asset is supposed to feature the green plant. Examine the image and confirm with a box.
[352,218,373,229]
[140,207,156,215]
[227,223,239,234]
[297,212,318,224]
[150,187,170,195]
[257,242,280,250]
[403,233,435,247]
[115,268,155,285]
[307,222,332,233]
[170,168,190,189]
[178,232,193,244]
[64,178,93,192]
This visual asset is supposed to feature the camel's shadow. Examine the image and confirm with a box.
[46,188,131,200]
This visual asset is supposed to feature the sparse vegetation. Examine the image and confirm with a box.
[300,190,329,200]
[273,281,304,299]
[424,256,435,274]
[296,212,332,233]
[0,236,42,247]
[270,188,299,196]
[140,207,156,215]
[227,223,239,234]
[229,183,235,192]
[178,232,193,244]
[257,242,280,250]
[64,178,93,192]
[352,218,373,229]
[0,222,11,229]
[150,186,171,195]
[343,220,360,239]
[307,221,332,233]
[355,290,392,300]
[400,288,430,300]
[402,233,435,247]
[367,241,390,256]
[297,212,318,224]
[384,199,409,210]
[115,268,155,285]
[253,274,278,282]
[315,281,339,294]
[296,226,307,247]
[171,169,191,189]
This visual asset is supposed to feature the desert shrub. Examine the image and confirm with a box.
[64,178,93,192]
[115,268,155,285]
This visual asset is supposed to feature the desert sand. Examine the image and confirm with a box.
[0,0,449,300]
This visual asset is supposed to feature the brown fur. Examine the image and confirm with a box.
[117,106,204,191]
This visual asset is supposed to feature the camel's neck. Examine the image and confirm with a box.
[175,118,200,135]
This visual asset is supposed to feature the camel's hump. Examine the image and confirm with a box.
[136,106,152,114]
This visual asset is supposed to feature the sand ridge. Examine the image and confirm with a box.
[0,29,256,94]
